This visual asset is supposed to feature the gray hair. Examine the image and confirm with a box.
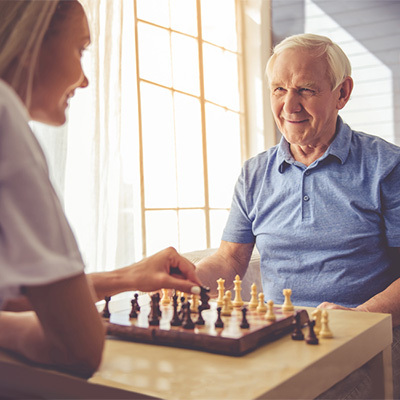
[266,33,352,90]
[0,1,78,108]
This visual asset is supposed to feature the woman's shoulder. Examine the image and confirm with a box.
[0,79,30,122]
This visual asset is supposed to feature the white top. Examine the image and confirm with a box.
[0,80,85,306]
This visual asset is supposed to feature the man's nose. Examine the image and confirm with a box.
[283,91,302,114]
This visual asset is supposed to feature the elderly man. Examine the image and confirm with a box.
[196,33,400,399]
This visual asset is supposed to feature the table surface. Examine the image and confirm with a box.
[0,299,394,400]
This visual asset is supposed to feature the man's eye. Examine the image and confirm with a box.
[299,88,314,94]
[274,87,285,92]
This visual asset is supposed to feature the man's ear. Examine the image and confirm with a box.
[337,76,353,110]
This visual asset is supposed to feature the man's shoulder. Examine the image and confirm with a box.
[350,129,400,162]
[244,145,280,170]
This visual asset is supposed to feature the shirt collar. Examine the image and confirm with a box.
[277,116,352,173]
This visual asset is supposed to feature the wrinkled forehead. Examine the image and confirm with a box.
[270,48,330,87]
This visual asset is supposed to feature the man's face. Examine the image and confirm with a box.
[269,48,343,148]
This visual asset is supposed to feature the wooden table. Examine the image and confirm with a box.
[0,303,393,399]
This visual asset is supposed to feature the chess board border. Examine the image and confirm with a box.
[106,309,309,356]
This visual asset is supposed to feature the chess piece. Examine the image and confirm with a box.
[129,298,138,318]
[265,300,276,321]
[133,293,140,312]
[149,294,160,326]
[182,303,195,330]
[200,286,211,310]
[312,309,322,336]
[225,290,233,311]
[256,293,267,314]
[240,307,250,329]
[232,275,244,308]
[306,319,319,345]
[196,307,205,325]
[217,278,225,307]
[161,289,170,305]
[102,296,111,318]
[282,288,294,312]
[215,307,224,328]
[221,294,232,316]
[248,283,258,310]
[190,294,199,313]
[170,293,182,326]
[291,311,304,340]
[319,310,333,338]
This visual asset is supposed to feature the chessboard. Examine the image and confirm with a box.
[102,285,310,356]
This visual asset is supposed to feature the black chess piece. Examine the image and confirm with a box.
[149,294,160,326]
[240,307,250,329]
[134,293,141,312]
[129,298,138,318]
[195,306,205,326]
[306,319,319,345]
[200,286,211,310]
[102,295,111,318]
[170,293,182,327]
[182,303,195,330]
[291,311,305,340]
[215,307,224,328]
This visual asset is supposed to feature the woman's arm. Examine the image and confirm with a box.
[0,273,105,377]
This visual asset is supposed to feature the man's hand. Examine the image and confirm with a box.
[317,301,362,312]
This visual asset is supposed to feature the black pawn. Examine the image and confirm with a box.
[129,298,138,318]
[291,311,304,341]
[170,294,182,327]
[102,296,111,318]
[306,319,319,345]
[215,307,224,328]
[195,306,205,326]
[200,286,211,310]
[134,293,141,312]
[240,307,250,329]
[182,303,195,330]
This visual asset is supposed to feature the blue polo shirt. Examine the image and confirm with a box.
[222,117,400,307]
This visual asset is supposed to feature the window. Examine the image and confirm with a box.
[134,0,244,256]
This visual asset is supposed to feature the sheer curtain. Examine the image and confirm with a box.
[33,0,140,273]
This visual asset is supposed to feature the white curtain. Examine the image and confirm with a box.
[33,0,141,273]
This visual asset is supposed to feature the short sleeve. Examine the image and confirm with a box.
[381,161,400,247]
[222,167,255,244]
[0,81,85,304]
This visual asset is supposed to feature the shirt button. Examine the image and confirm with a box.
[303,195,310,202]
[305,170,310,176]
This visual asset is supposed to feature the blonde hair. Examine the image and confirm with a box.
[266,33,352,90]
[0,0,79,108]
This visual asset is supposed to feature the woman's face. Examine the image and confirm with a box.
[30,3,90,126]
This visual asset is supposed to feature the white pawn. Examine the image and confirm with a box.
[160,288,170,305]
[265,300,276,321]
[221,294,232,316]
[232,275,244,308]
[256,293,267,314]
[248,283,258,310]
[217,278,225,307]
[190,294,199,313]
[312,309,322,336]
[319,310,333,338]
[282,288,294,312]
[225,290,233,310]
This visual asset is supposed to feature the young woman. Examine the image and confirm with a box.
[0,0,201,377]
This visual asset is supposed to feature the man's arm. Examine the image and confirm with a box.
[319,247,400,327]
[195,241,255,295]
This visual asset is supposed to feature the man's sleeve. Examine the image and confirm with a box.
[221,167,255,244]
[381,161,400,247]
